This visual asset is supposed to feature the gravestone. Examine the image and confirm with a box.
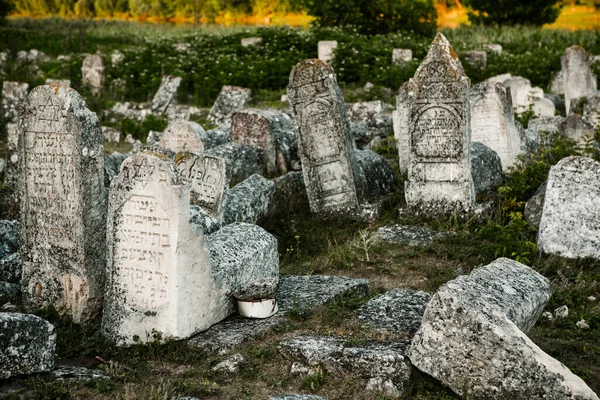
[559,114,595,144]
[81,53,105,96]
[400,33,475,213]
[208,86,252,126]
[561,46,597,114]
[151,75,182,114]
[45,79,71,87]
[470,81,522,171]
[583,94,600,129]
[159,120,205,153]
[241,37,262,47]
[464,50,487,69]
[4,123,19,188]
[111,50,124,67]
[483,43,502,55]
[1,81,29,122]
[318,41,338,63]
[287,59,360,216]
[19,85,106,323]
[175,151,228,219]
[538,156,600,260]
[392,49,413,64]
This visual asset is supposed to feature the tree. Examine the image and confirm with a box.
[0,0,13,24]
[466,0,562,26]
[302,0,437,36]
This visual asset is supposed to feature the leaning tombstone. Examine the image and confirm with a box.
[44,79,70,87]
[151,75,182,114]
[287,59,360,216]
[392,49,413,64]
[18,85,106,323]
[208,86,252,126]
[400,33,475,213]
[175,151,228,219]
[1,82,29,122]
[470,81,522,171]
[561,46,597,114]
[159,120,205,153]
[81,53,105,96]
[318,41,338,63]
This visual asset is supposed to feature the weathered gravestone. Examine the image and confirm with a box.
[241,37,262,47]
[317,41,338,63]
[287,59,360,216]
[208,86,252,126]
[2,82,29,123]
[483,43,502,55]
[175,151,228,219]
[81,53,105,96]
[560,46,597,114]
[583,94,600,129]
[151,75,182,114]
[538,156,600,260]
[45,79,71,87]
[464,50,487,69]
[399,33,475,213]
[18,85,106,323]
[159,120,205,153]
[470,81,522,171]
[231,109,298,176]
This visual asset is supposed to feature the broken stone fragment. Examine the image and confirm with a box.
[470,141,503,196]
[221,174,274,226]
[205,142,263,184]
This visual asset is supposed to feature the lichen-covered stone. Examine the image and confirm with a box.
[470,141,503,196]
[268,395,326,400]
[221,174,274,225]
[81,53,104,96]
[519,126,541,154]
[346,101,393,147]
[353,149,396,203]
[524,180,547,231]
[583,94,600,129]
[357,289,431,335]
[1,81,29,122]
[159,120,205,153]
[375,225,449,247]
[528,116,566,136]
[190,205,221,235]
[408,258,598,400]
[104,153,128,188]
[0,282,20,306]
[208,86,251,126]
[204,125,231,149]
[44,365,110,382]
[279,336,411,396]
[205,142,263,184]
[19,85,106,324]
[0,220,19,258]
[538,156,600,260]
[1,252,22,283]
[560,114,595,144]
[101,126,120,143]
[151,75,182,114]
[0,313,56,379]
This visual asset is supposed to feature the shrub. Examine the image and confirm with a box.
[465,0,562,27]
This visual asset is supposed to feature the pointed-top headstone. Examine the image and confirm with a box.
[561,45,597,114]
[400,33,475,213]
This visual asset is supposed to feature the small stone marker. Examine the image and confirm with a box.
[175,151,228,218]
[470,81,522,171]
[483,43,502,55]
[464,50,487,69]
[538,156,600,260]
[241,37,262,47]
[287,59,360,216]
[392,49,413,64]
[399,33,475,213]
[19,85,106,323]
[1,81,29,122]
[159,120,205,153]
[151,75,182,114]
[44,79,71,87]
[561,46,597,114]
[317,40,338,63]
[81,53,105,96]
[208,86,252,126]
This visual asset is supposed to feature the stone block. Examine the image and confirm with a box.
[353,149,396,203]
[204,142,263,184]
[221,174,274,225]
[470,141,503,196]
[524,180,547,231]
[375,225,449,247]
[317,41,337,63]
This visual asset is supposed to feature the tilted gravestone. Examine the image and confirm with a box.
[208,86,252,126]
[287,59,360,216]
[81,53,105,96]
[399,33,475,213]
[159,120,205,153]
[175,151,228,219]
[151,75,182,114]
[470,81,522,171]
[560,46,597,114]
[18,85,106,323]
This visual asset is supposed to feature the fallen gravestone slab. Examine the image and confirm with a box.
[409,257,599,400]
[0,313,56,379]
[470,141,503,196]
[205,142,263,184]
[375,225,449,247]
[538,156,600,260]
[357,289,431,335]
[188,275,369,354]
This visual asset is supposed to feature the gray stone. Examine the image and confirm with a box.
[204,142,263,184]
[279,336,411,396]
[104,153,128,189]
[151,75,182,114]
[583,94,600,129]
[287,59,360,217]
[551,70,565,95]
[165,104,201,122]
[159,120,205,153]
[212,353,244,373]
[146,130,163,146]
[483,43,502,55]
[560,114,595,144]
[0,313,56,379]
[0,282,20,306]
[545,93,566,115]
[353,149,396,203]
[0,252,22,283]
[528,116,566,135]
[221,174,274,225]
[45,365,110,381]
[204,125,231,149]
[470,141,503,196]
[560,46,597,114]
[464,50,487,69]
[524,180,547,231]
[375,225,449,247]
[208,86,251,126]
[231,109,298,176]
[470,81,522,171]
[538,156,600,260]
[188,275,369,354]
[1,81,29,123]
[234,277,278,301]
[392,49,412,64]
[45,79,71,87]
[268,396,326,400]
[0,220,19,258]
[520,126,541,155]
[409,258,598,400]
[176,152,228,218]
[81,53,105,96]
[4,123,18,188]
[17,49,49,64]
[241,37,262,47]
[101,126,120,143]
[399,33,475,213]
[317,41,337,63]
[189,205,221,234]
[357,289,431,335]
[346,101,393,146]
[19,85,106,324]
